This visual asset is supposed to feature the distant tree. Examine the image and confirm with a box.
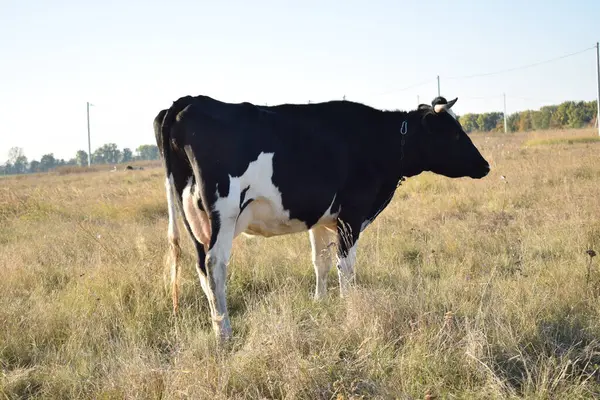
[75,150,89,166]
[7,147,28,174]
[8,147,24,162]
[584,101,597,124]
[488,112,503,131]
[551,102,570,128]
[532,106,554,130]
[567,102,585,128]
[92,148,105,164]
[136,144,160,161]
[94,143,121,164]
[29,160,40,173]
[121,148,133,163]
[495,117,505,132]
[517,110,532,131]
[39,153,57,172]
[3,162,14,175]
[507,113,520,132]
[13,155,28,174]
[459,113,478,132]
[531,111,544,130]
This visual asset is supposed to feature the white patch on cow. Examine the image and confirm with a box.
[320,193,339,222]
[182,178,211,245]
[360,219,372,232]
[337,242,357,297]
[202,221,234,340]
[309,226,334,299]
[210,151,336,239]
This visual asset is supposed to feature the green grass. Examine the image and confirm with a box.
[1,128,600,399]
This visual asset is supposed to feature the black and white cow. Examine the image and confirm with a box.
[154,94,490,340]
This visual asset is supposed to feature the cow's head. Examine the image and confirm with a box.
[413,96,490,179]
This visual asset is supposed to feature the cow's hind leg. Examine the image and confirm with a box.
[179,178,236,341]
[336,218,361,297]
[198,208,237,341]
[309,225,334,300]
[165,174,182,315]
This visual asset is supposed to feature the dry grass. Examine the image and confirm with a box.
[1,128,600,399]
[524,136,600,147]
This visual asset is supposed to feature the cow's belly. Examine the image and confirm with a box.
[234,198,308,238]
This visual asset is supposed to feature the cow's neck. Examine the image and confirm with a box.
[383,109,425,183]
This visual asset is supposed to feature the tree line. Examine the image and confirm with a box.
[1,144,160,175]
[458,100,598,133]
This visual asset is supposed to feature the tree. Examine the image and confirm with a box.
[459,113,478,132]
[0,163,9,175]
[29,160,40,173]
[136,144,160,161]
[517,110,532,131]
[75,150,89,166]
[7,147,28,174]
[12,155,28,174]
[92,148,105,164]
[495,117,505,132]
[94,143,121,164]
[3,162,14,175]
[532,106,555,130]
[39,153,57,172]
[551,102,570,128]
[8,147,24,163]
[121,148,133,163]
[583,100,597,124]
[567,102,585,128]
[507,113,520,132]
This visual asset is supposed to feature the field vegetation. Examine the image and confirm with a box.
[1,128,599,399]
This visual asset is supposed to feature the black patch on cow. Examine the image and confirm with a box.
[239,186,252,214]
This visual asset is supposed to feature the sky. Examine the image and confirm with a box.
[1,0,599,162]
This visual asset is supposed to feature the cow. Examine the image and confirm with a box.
[153,94,490,341]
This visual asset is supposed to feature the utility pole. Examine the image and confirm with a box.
[437,76,440,97]
[596,41,600,136]
[503,93,508,133]
[417,95,420,105]
[86,102,95,166]
[86,101,92,166]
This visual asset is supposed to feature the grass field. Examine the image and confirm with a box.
[1,128,600,399]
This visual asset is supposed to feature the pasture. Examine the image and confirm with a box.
[1,128,600,399]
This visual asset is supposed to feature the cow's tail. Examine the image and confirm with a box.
[159,95,195,176]
[156,95,195,317]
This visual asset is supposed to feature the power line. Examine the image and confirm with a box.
[444,45,596,81]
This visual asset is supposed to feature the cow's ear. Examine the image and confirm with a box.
[434,97,458,113]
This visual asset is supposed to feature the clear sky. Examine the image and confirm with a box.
[1,0,599,161]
